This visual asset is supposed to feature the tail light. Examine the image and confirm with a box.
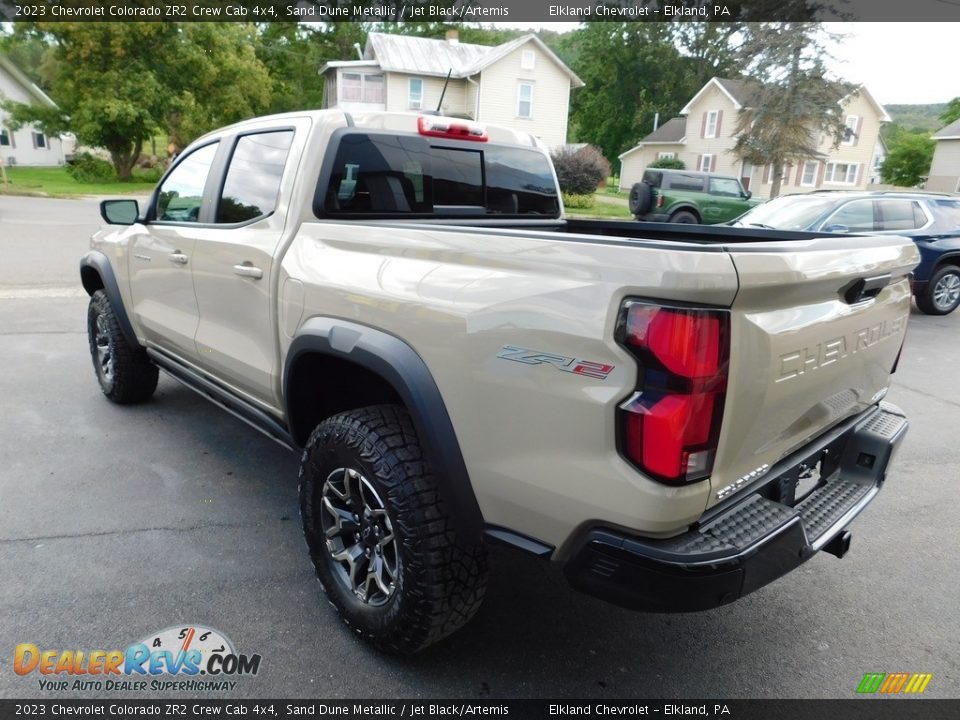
[616,300,730,485]
[418,115,488,142]
[656,194,665,209]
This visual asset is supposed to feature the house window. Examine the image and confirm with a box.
[842,115,859,146]
[705,110,719,138]
[521,50,536,71]
[656,152,676,160]
[825,162,859,184]
[0,128,10,147]
[33,132,46,149]
[517,83,533,119]
[801,161,819,187]
[699,154,714,172]
[408,78,423,110]
[340,72,384,104]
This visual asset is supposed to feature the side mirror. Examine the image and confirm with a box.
[100,199,139,225]
[744,190,752,200]
[822,223,850,234]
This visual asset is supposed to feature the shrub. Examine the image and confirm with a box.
[66,152,116,183]
[551,145,611,195]
[562,192,595,209]
[649,157,686,170]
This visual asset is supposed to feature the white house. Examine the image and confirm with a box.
[927,118,960,193]
[618,77,890,198]
[320,30,584,149]
[0,54,66,167]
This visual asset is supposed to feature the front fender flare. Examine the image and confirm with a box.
[80,251,138,347]
[284,318,484,541]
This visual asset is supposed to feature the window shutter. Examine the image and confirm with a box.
[854,117,864,147]
[711,155,717,172]
[816,162,825,187]
[700,112,707,138]
[855,163,863,186]
[9,130,15,149]
[795,164,803,185]
[696,154,702,171]
[31,133,37,149]
[716,110,723,137]
[762,165,770,184]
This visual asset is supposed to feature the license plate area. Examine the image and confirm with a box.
[773,433,848,507]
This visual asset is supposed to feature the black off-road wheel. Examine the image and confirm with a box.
[299,404,488,654]
[916,265,960,315]
[669,210,699,224]
[87,290,158,404]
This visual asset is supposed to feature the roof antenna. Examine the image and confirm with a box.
[436,69,452,114]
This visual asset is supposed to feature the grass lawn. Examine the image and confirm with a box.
[0,166,156,197]
[564,191,633,220]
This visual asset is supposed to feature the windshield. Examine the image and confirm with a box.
[733,195,840,230]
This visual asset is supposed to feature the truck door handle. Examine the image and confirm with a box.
[168,252,189,265]
[233,263,263,280]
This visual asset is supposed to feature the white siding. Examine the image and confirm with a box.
[384,73,469,116]
[476,42,572,149]
[927,139,960,192]
[0,65,64,167]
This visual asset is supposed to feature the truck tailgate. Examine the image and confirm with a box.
[708,235,918,508]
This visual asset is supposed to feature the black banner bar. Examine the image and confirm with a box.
[1,0,959,23]
[1,700,960,720]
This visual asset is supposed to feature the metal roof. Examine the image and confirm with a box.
[0,54,58,108]
[933,118,960,140]
[332,33,583,87]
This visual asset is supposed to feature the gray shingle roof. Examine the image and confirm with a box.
[639,117,687,143]
[934,118,960,139]
[714,77,762,107]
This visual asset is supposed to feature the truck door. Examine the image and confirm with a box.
[128,141,220,363]
[190,128,299,409]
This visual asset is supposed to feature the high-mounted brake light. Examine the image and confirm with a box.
[616,301,730,485]
[417,115,488,142]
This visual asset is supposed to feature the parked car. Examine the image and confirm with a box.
[731,191,960,315]
[83,110,915,653]
[628,168,761,224]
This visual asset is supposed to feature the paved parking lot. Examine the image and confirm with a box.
[0,195,958,699]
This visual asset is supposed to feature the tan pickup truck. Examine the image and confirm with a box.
[82,110,915,653]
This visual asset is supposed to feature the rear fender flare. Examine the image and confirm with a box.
[284,318,484,541]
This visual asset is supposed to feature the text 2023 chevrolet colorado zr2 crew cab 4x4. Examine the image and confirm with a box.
[82,111,915,653]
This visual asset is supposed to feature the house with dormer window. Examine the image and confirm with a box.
[319,30,583,149]
[618,77,889,198]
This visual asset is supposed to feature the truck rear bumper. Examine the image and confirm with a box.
[564,402,908,612]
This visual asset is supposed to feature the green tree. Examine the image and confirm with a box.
[881,133,935,187]
[732,23,856,198]
[3,22,272,180]
[940,97,960,127]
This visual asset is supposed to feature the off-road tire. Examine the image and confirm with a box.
[916,265,960,315]
[628,181,652,216]
[299,404,488,654]
[669,210,699,224]
[87,290,158,404]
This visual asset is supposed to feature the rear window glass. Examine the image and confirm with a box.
[876,199,926,231]
[322,133,559,217]
[664,173,705,191]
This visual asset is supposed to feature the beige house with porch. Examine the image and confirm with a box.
[320,30,583,149]
[619,77,890,198]
[927,118,960,193]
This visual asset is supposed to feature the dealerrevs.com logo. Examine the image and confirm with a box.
[14,625,261,692]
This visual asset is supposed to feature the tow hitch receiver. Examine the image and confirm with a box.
[824,530,852,559]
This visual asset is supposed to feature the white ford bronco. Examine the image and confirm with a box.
[82,110,915,653]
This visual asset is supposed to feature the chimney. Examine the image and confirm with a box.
[446,29,459,45]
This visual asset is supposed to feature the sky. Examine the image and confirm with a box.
[496,22,959,106]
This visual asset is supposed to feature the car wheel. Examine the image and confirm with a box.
[628,182,652,216]
[917,265,960,315]
[87,290,158,404]
[299,404,488,654]
[669,210,699,224]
